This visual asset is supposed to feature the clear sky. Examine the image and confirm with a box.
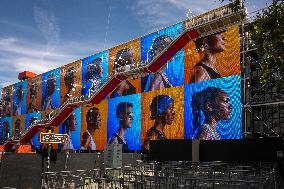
[0,0,272,89]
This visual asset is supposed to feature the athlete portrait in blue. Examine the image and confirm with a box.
[142,95,175,150]
[141,22,184,93]
[60,107,81,150]
[108,93,141,151]
[25,112,41,149]
[1,117,12,143]
[82,51,108,96]
[2,87,13,117]
[184,75,242,140]
[13,81,27,116]
[109,48,136,98]
[108,102,133,152]
[81,107,101,151]
[42,69,60,111]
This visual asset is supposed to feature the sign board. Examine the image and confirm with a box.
[40,132,69,144]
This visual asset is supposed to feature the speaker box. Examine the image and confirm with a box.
[149,139,193,161]
[199,138,284,162]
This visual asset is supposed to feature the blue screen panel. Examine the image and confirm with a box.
[13,80,27,115]
[25,112,42,149]
[42,69,60,110]
[59,107,81,150]
[184,75,242,140]
[141,23,184,92]
[82,51,109,95]
[1,117,12,143]
[107,93,141,150]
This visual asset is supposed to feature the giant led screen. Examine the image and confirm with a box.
[184,75,242,140]
[1,117,12,144]
[184,26,240,84]
[0,16,242,150]
[141,86,184,150]
[12,115,25,140]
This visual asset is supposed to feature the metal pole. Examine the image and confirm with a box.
[239,0,244,8]
[47,143,51,172]
[242,23,247,135]
[65,151,69,170]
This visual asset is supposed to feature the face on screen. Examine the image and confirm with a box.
[47,75,56,95]
[3,121,10,131]
[2,89,12,117]
[64,68,75,90]
[208,33,225,53]
[30,82,38,100]
[161,102,175,125]
[68,114,77,131]
[87,59,103,81]
[213,92,232,120]
[87,108,102,130]
[16,85,23,102]
[120,106,133,129]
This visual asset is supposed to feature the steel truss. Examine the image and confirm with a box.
[241,23,284,138]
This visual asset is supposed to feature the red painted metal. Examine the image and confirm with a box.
[3,141,14,151]
[49,104,79,126]
[148,29,199,72]
[20,125,45,144]
[4,28,200,151]
[115,74,128,81]
[4,124,44,151]
[89,75,126,105]
[18,71,37,80]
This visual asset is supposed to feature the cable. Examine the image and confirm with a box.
[104,0,113,50]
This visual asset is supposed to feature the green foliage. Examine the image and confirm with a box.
[250,1,284,89]
[219,1,284,89]
[219,0,243,11]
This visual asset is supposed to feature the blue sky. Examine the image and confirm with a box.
[0,0,272,89]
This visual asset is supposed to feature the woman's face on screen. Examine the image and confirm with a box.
[214,92,232,120]
[87,111,101,130]
[209,33,225,53]
[69,114,77,131]
[162,102,175,125]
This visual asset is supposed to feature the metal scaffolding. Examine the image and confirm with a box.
[241,22,284,138]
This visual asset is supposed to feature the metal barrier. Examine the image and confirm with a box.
[41,161,280,189]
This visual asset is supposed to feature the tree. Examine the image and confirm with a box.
[220,0,284,89]
[250,1,284,89]
[219,0,243,11]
